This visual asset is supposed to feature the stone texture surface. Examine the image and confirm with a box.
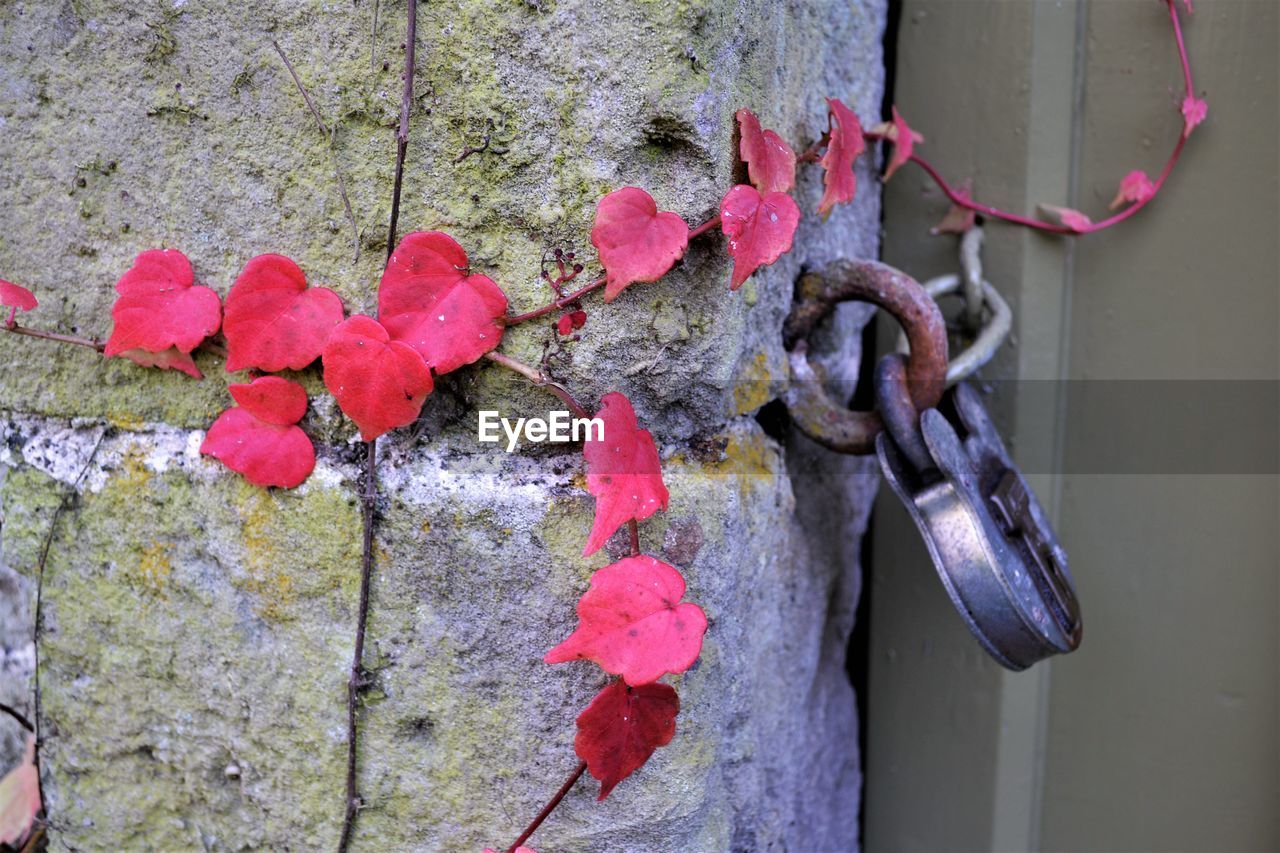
[0,0,885,849]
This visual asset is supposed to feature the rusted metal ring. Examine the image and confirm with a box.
[873,352,934,473]
[782,259,948,455]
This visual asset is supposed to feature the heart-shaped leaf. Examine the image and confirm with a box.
[201,376,314,488]
[229,375,309,425]
[575,679,679,801]
[202,407,315,489]
[545,555,707,685]
[583,392,669,556]
[590,187,690,302]
[322,315,434,441]
[719,185,801,290]
[0,279,37,326]
[104,249,221,373]
[223,254,345,373]
[379,232,507,375]
[818,97,866,218]
[737,109,796,194]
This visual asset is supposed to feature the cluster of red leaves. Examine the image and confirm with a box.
[52,236,508,486]
[545,394,708,799]
[325,232,507,440]
[585,99,865,305]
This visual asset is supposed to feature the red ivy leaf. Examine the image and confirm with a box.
[1181,95,1207,137]
[1109,170,1157,210]
[322,315,434,441]
[1039,204,1093,233]
[719,185,801,290]
[818,97,865,218]
[201,378,316,489]
[223,254,345,373]
[0,736,40,848]
[229,375,308,425]
[556,314,574,336]
[379,232,507,375]
[104,249,221,372]
[0,279,37,326]
[590,187,690,302]
[583,392,669,556]
[870,106,923,182]
[575,679,679,801]
[545,555,708,685]
[736,109,796,195]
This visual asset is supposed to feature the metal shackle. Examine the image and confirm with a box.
[782,259,948,455]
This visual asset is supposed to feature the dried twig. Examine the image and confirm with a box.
[336,3,417,851]
[31,428,107,814]
[272,40,362,263]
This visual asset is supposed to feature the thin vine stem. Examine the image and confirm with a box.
[0,701,35,733]
[0,323,103,350]
[31,428,106,816]
[504,213,722,327]
[504,760,588,853]
[337,437,378,853]
[504,277,606,326]
[272,40,361,263]
[338,2,417,851]
[483,351,590,420]
[881,0,1197,236]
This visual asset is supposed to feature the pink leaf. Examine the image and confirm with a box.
[0,279,37,326]
[1109,170,1157,210]
[223,254,345,373]
[104,249,221,369]
[1039,204,1093,233]
[575,679,679,801]
[545,555,708,685]
[870,106,924,182]
[818,97,865,218]
[719,185,801,290]
[322,315,434,441]
[736,109,797,195]
[379,232,508,375]
[0,736,41,847]
[590,187,690,302]
[582,392,669,556]
[1181,95,1207,137]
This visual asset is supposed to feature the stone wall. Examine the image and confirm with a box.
[0,0,885,848]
